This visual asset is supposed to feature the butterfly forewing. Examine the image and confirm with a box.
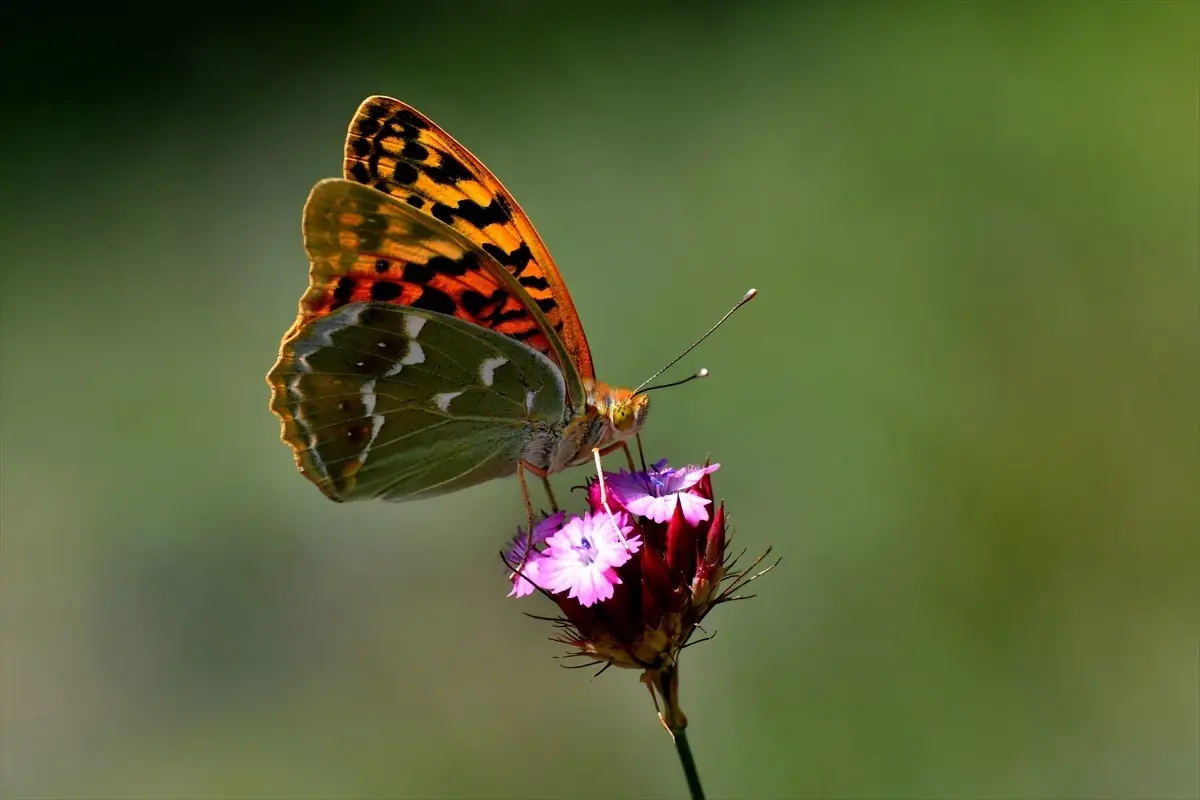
[290,178,553,360]
[342,95,596,381]
[269,304,568,502]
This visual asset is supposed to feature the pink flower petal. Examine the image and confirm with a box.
[505,511,568,599]
[508,554,546,598]
[623,493,677,524]
[677,492,714,526]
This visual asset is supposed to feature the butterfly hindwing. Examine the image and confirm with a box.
[342,95,596,381]
[269,304,568,502]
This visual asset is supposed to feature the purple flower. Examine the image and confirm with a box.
[601,459,721,525]
[504,510,565,598]
[537,511,641,607]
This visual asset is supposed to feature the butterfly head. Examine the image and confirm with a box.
[611,390,651,437]
[589,382,651,443]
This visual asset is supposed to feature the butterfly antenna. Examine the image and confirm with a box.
[641,368,708,393]
[633,288,757,395]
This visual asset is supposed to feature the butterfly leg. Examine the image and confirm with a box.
[519,461,559,511]
[512,461,538,577]
[592,447,632,551]
[541,476,560,512]
[634,433,648,472]
[592,440,635,465]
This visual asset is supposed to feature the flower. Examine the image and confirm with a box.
[537,511,641,606]
[505,458,777,735]
[504,510,565,598]
[596,458,721,526]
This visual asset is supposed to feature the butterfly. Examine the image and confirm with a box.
[266,96,649,509]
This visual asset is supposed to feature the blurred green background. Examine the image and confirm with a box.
[1,3,1196,798]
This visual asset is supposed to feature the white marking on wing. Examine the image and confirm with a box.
[306,440,327,476]
[480,356,508,387]
[377,315,427,374]
[401,342,425,366]
[404,314,426,339]
[287,387,325,475]
[288,313,351,360]
[358,414,386,466]
[525,389,538,413]
[433,390,464,412]
[288,374,306,402]
[361,378,377,416]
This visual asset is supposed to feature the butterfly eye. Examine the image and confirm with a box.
[612,403,636,431]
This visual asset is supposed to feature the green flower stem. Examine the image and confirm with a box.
[649,666,705,800]
[672,727,705,800]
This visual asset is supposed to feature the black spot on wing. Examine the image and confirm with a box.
[332,276,355,308]
[374,258,390,273]
[385,114,421,141]
[401,262,434,284]
[392,161,419,185]
[355,115,382,135]
[489,307,528,325]
[425,254,471,277]
[519,275,550,291]
[370,281,403,301]
[460,289,489,317]
[412,286,457,316]
[454,199,509,229]
[394,109,426,130]
[401,140,429,161]
[425,154,473,185]
[481,242,533,276]
[430,199,509,230]
[405,195,425,209]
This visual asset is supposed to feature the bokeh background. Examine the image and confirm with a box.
[1,3,1197,798]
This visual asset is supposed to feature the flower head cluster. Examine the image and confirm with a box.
[504,459,774,691]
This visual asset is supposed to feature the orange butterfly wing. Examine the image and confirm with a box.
[283,178,558,364]
[342,95,596,381]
